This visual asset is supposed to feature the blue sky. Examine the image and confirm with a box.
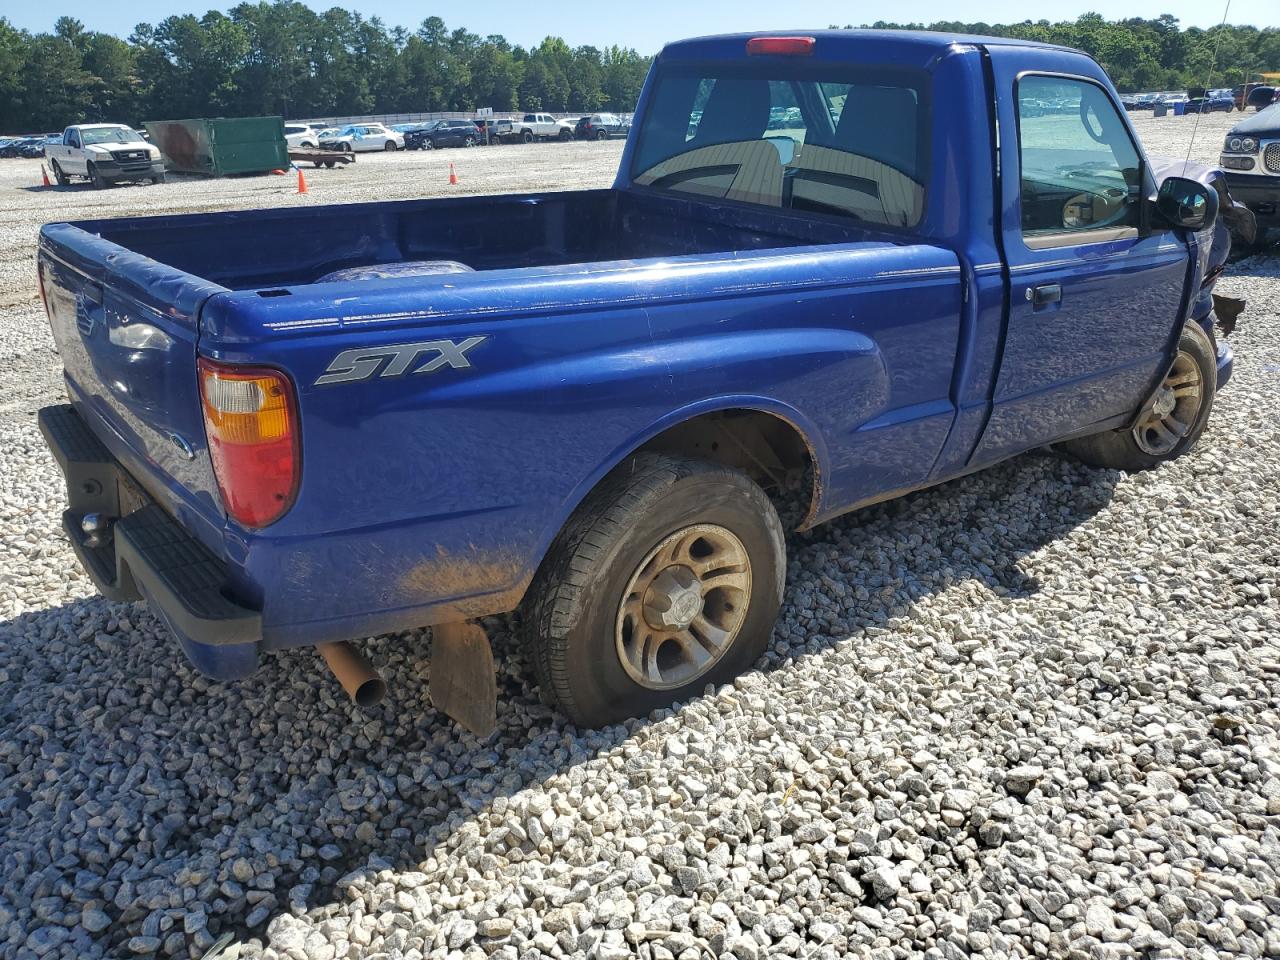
[5,2,1272,52]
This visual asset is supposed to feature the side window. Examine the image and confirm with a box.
[1017,76,1141,239]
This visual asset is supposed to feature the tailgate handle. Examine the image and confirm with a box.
[1030,283,1062,309]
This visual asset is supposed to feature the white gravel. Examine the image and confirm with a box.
[1,116,1279,960]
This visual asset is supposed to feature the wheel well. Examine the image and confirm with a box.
[633,409,818,529]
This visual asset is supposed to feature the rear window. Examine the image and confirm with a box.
[630,62,929,228]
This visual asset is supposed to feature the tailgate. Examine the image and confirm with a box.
[39,223,229,552]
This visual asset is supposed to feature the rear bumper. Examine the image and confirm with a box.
[38,404,261,680]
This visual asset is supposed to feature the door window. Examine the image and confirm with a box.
[1017,76,1141,242]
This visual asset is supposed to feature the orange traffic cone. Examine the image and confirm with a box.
[448,163,458,185]
[41,164,51,187]
[296,168,308,194]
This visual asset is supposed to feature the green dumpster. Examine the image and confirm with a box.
[144,117,289,177]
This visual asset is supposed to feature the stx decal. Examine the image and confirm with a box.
[315,336,487,386]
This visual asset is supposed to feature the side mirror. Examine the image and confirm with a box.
[1155,176,1219,231]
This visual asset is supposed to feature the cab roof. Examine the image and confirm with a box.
[660,29,1081,67]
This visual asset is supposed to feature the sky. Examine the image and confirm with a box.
[3,1,1275,53]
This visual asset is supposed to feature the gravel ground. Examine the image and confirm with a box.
[1,113,1279,960]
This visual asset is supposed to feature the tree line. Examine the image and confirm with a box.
[2,9,1278,134]
[0,3,651,133]
[851,15,1280,94]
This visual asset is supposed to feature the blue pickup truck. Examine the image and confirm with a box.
[38,31,1248,733]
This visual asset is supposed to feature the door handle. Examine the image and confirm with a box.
[1029,283,1062,308]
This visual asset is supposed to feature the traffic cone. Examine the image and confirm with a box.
[448,163,458,185]
[41,164,51,187]
[296,167,308,194]
[270,168,285,176]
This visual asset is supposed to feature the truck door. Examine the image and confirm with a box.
[974,55,1189,464]
[63,128,84,174]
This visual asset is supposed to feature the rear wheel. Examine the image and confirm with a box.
[1060,321,1216,471]
[464,136,476,147]
[522,130,534,144]
[50,160,68,186]
[523,454,785,728]
[559,128,572,141]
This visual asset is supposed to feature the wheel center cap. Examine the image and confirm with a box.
[1151,387,1176,418]
[643,565,702,630]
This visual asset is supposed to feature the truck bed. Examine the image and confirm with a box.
[39,185,964,660]
[60,188,869,290]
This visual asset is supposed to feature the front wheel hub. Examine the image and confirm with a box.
[1133,350,1203,456]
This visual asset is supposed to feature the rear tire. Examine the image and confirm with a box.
[522,130,534,144]
[523,454,785,728]
[50,160,68,186]
[559,129,572,141]
[1060,321,1216,471]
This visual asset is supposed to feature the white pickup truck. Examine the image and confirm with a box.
[495,113,575,143]
[45,124,166,188]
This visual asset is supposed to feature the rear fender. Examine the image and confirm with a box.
[557,393,829,531]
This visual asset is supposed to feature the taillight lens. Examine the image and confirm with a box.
[198,358,300,528]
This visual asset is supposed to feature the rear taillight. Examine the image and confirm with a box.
[746,36,815,56]
[198,358,300,528]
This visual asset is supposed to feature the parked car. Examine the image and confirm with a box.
[1219,104,1280,236]
[2,136,48,159]
[284,123,322,149]
[498,113,574,143]
[471,119,499,143]
[404,119,480,150]
[34,30,1250,735]
[1187,90,1235,113]
[318,124,403,152]
[575,113,629,140]
[44,124,165,187]
[1235,83,1279,111]
[1246,86,1277,111]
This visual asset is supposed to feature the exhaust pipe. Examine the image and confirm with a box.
[318,642,387,708]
